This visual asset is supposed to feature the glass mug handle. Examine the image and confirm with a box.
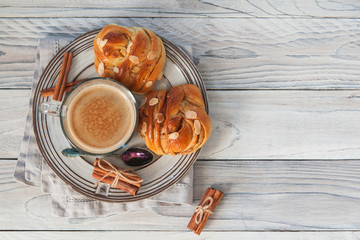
[39,102,62,117]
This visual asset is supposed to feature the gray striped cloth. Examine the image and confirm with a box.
[13,38,193,218]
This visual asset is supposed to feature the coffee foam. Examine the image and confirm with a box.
[65,83,136,154]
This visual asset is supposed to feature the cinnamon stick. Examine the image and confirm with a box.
[40,79,86,98]
[53,52,69,101]
[92,171,139,196]
[92,158,143,196]
[187,187,224,235]
[93,159,142,188]
[58,52,73,100]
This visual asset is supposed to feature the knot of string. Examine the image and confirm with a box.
[95,159,142,187]
[195,196,213,224]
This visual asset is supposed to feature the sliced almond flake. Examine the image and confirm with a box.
[147,51,156,61]
[141,122,147,135]
[120,48,127,57]
[156,113,164,123]
[126,42,133,53]
[157,72,163,80]
[132,66,140,73]
[113,66,119,73]
[145,81,153,88]
[168,132,179,140]
[140,97,147,107]
[96,38,101,45]
[194,120,201,135]
[130,72,137,78]
[185,110,197,119]
[129,55,139,64]
[100,39,108,48]
[149,98,159,106]
[98,62,104,76]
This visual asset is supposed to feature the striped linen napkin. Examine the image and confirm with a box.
[13,37,193,218]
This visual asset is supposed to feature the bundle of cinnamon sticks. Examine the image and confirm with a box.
[187,187,224,235]
[92,158,143,196]
[40,51,88,99]
[51,51,74,101]
[40,79,85,98]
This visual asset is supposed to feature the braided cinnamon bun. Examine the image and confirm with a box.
[94,24,165,94]
[138,84,212,155]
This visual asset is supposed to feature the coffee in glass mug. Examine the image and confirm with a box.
[40,78,138,155]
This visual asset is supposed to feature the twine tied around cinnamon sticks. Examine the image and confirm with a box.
[95,159,143,187]
[92,158,143,196]
[194,196,213,224]
[187,187,224,235]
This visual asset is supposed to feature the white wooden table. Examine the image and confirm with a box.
[1,1,360,239]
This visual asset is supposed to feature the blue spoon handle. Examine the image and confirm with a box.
[62,148,83,157]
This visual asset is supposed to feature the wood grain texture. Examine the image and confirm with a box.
[1,18,360,89]
[4,159,360,230]
[1,0,360,18]
[0,90,28,158]
[203,90,360,159]
[1,231,360,240]
[2,1,360,235]
[4,89,360,159]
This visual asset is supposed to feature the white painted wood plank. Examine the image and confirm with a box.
[1,18,360,89]
[4,89,360,159]
[0,90,28,158]
[1,231,360,240]
[1,0,359,18]
[203,90,360,159]
[4,159,360,230]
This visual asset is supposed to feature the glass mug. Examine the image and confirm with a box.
[40,77,138,155]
